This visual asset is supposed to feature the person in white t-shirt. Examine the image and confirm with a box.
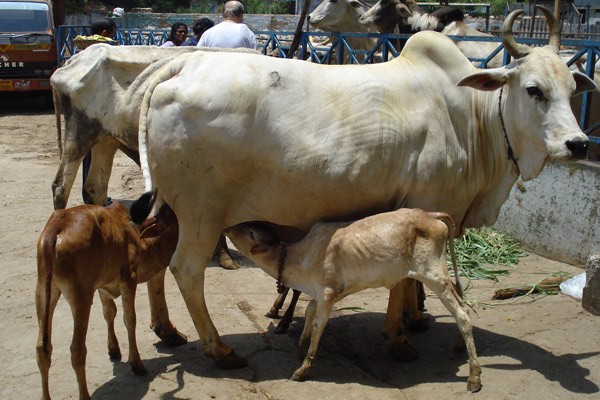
[198,0,257,49]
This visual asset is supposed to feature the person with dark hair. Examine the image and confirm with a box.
[90,18,117,39]
[198,1,256,49]
[182,17,214,46]
[161,21,189,47]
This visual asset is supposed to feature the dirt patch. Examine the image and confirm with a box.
[1,100,598,399]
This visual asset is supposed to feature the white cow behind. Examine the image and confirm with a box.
[50,44,257,347]
[130,7,595,380]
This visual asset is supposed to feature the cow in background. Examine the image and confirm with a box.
[131,7,594,370]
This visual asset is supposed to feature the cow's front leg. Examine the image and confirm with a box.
[146,269,188,347]
[383,280,419,361]
[169,228,247,369]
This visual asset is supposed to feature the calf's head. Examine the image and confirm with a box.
[224,223,280,260]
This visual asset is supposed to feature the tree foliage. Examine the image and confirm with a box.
[65,0,296,14]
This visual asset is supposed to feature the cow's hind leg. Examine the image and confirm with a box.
[418,273,481,392]
[84,140,118,206]
[51,156,84,210]
[383,280,419,361]
[169,224,247,369]
[35,280,61,400]
[274,289,301,334]
[146,269,188,346]
[214,234,239,270]
[98,290,121,359]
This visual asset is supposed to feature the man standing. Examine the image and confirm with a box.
[198,0,257,49]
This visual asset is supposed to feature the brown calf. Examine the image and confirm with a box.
[225,208,481,392]
[35,202,178,400]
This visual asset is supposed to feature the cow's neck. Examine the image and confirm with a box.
[458,88,520,229]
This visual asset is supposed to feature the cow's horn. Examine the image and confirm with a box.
[502,9,530,59]
[535,5,560,51]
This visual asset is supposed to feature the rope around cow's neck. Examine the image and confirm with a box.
[498,86,518,166]
[277,245,288,294]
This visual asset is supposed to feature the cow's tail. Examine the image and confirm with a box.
[37,229,58,353]
[133,53,193,224]
[433,212,463,298]
[52,87,63,159]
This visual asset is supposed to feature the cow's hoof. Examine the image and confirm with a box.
[290,371,305,381]
[154,325,188,347]
[108,347,122,360]
[389,341,419,362]
[407,318,430,333]
[273,321,290,334]
[467,376,482,393]
[130,362,148,376]
[219,258,240,270]
[215,351,248,369]
[265,310,280,319]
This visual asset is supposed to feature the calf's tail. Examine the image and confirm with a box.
[433,212,462,298]
[37,231,58,353]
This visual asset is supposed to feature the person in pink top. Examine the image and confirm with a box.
[198,1,257,49]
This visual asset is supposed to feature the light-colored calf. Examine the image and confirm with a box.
[35,202,178,400]
[225,209,481,392]
[224,208,481,392]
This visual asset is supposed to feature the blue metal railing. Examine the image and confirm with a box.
[56,25,600,143]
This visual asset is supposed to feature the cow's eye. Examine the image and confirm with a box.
[526,86,545,101]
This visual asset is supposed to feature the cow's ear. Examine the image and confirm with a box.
[572,71,597,96]
[349,0,363,9]
[396,3,413,17]
[250,243,274,255]
[457,69,510,91]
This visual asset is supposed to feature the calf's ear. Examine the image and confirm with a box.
[457,68,511,91]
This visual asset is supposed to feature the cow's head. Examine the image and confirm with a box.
[359,0,416,33]
[457,6,595,180]
[308,0,369,32]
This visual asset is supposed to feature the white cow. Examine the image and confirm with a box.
[307,0,377,61]
[51,45,201,209]
[131,7,595,378]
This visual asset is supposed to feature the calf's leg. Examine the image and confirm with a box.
[98,291,121,359]
[63,289,94,400]
[292,294,334,381]
[120,280,147,375]
[418,273,481,392]
[35,280,61,400]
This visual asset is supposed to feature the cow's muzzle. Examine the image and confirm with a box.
[566,138,588,159]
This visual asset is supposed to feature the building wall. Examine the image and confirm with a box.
[494,160,600,267]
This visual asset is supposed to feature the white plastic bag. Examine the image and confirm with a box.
[559,272,587,300]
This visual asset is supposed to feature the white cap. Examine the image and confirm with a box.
[112,7,125,18]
